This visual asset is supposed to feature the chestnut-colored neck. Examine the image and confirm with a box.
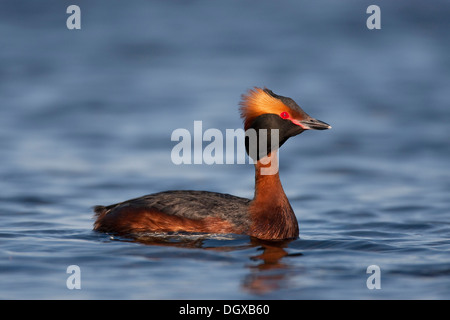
[249,152,299,240]
[253,152,284,205]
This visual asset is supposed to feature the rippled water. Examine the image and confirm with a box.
[1,0,449,299]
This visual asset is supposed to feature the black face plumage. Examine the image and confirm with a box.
[245,114,304,161]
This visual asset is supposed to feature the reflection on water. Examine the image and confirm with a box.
[244,238,300,295]
[112,232,298,295]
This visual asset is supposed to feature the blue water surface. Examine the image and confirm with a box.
[0,0,449,299]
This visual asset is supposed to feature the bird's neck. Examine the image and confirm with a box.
[249,152,299,240]
[253,152,284,203]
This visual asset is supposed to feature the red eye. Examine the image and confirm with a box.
[280,111,289,119]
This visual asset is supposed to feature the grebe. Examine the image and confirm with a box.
[93,88,330,240]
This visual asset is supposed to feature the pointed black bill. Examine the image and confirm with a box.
[298,118,331,130]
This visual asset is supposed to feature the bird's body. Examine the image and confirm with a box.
[94,190,252,235]
[93,88,330,240]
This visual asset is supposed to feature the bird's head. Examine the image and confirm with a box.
[239,87,331,160]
